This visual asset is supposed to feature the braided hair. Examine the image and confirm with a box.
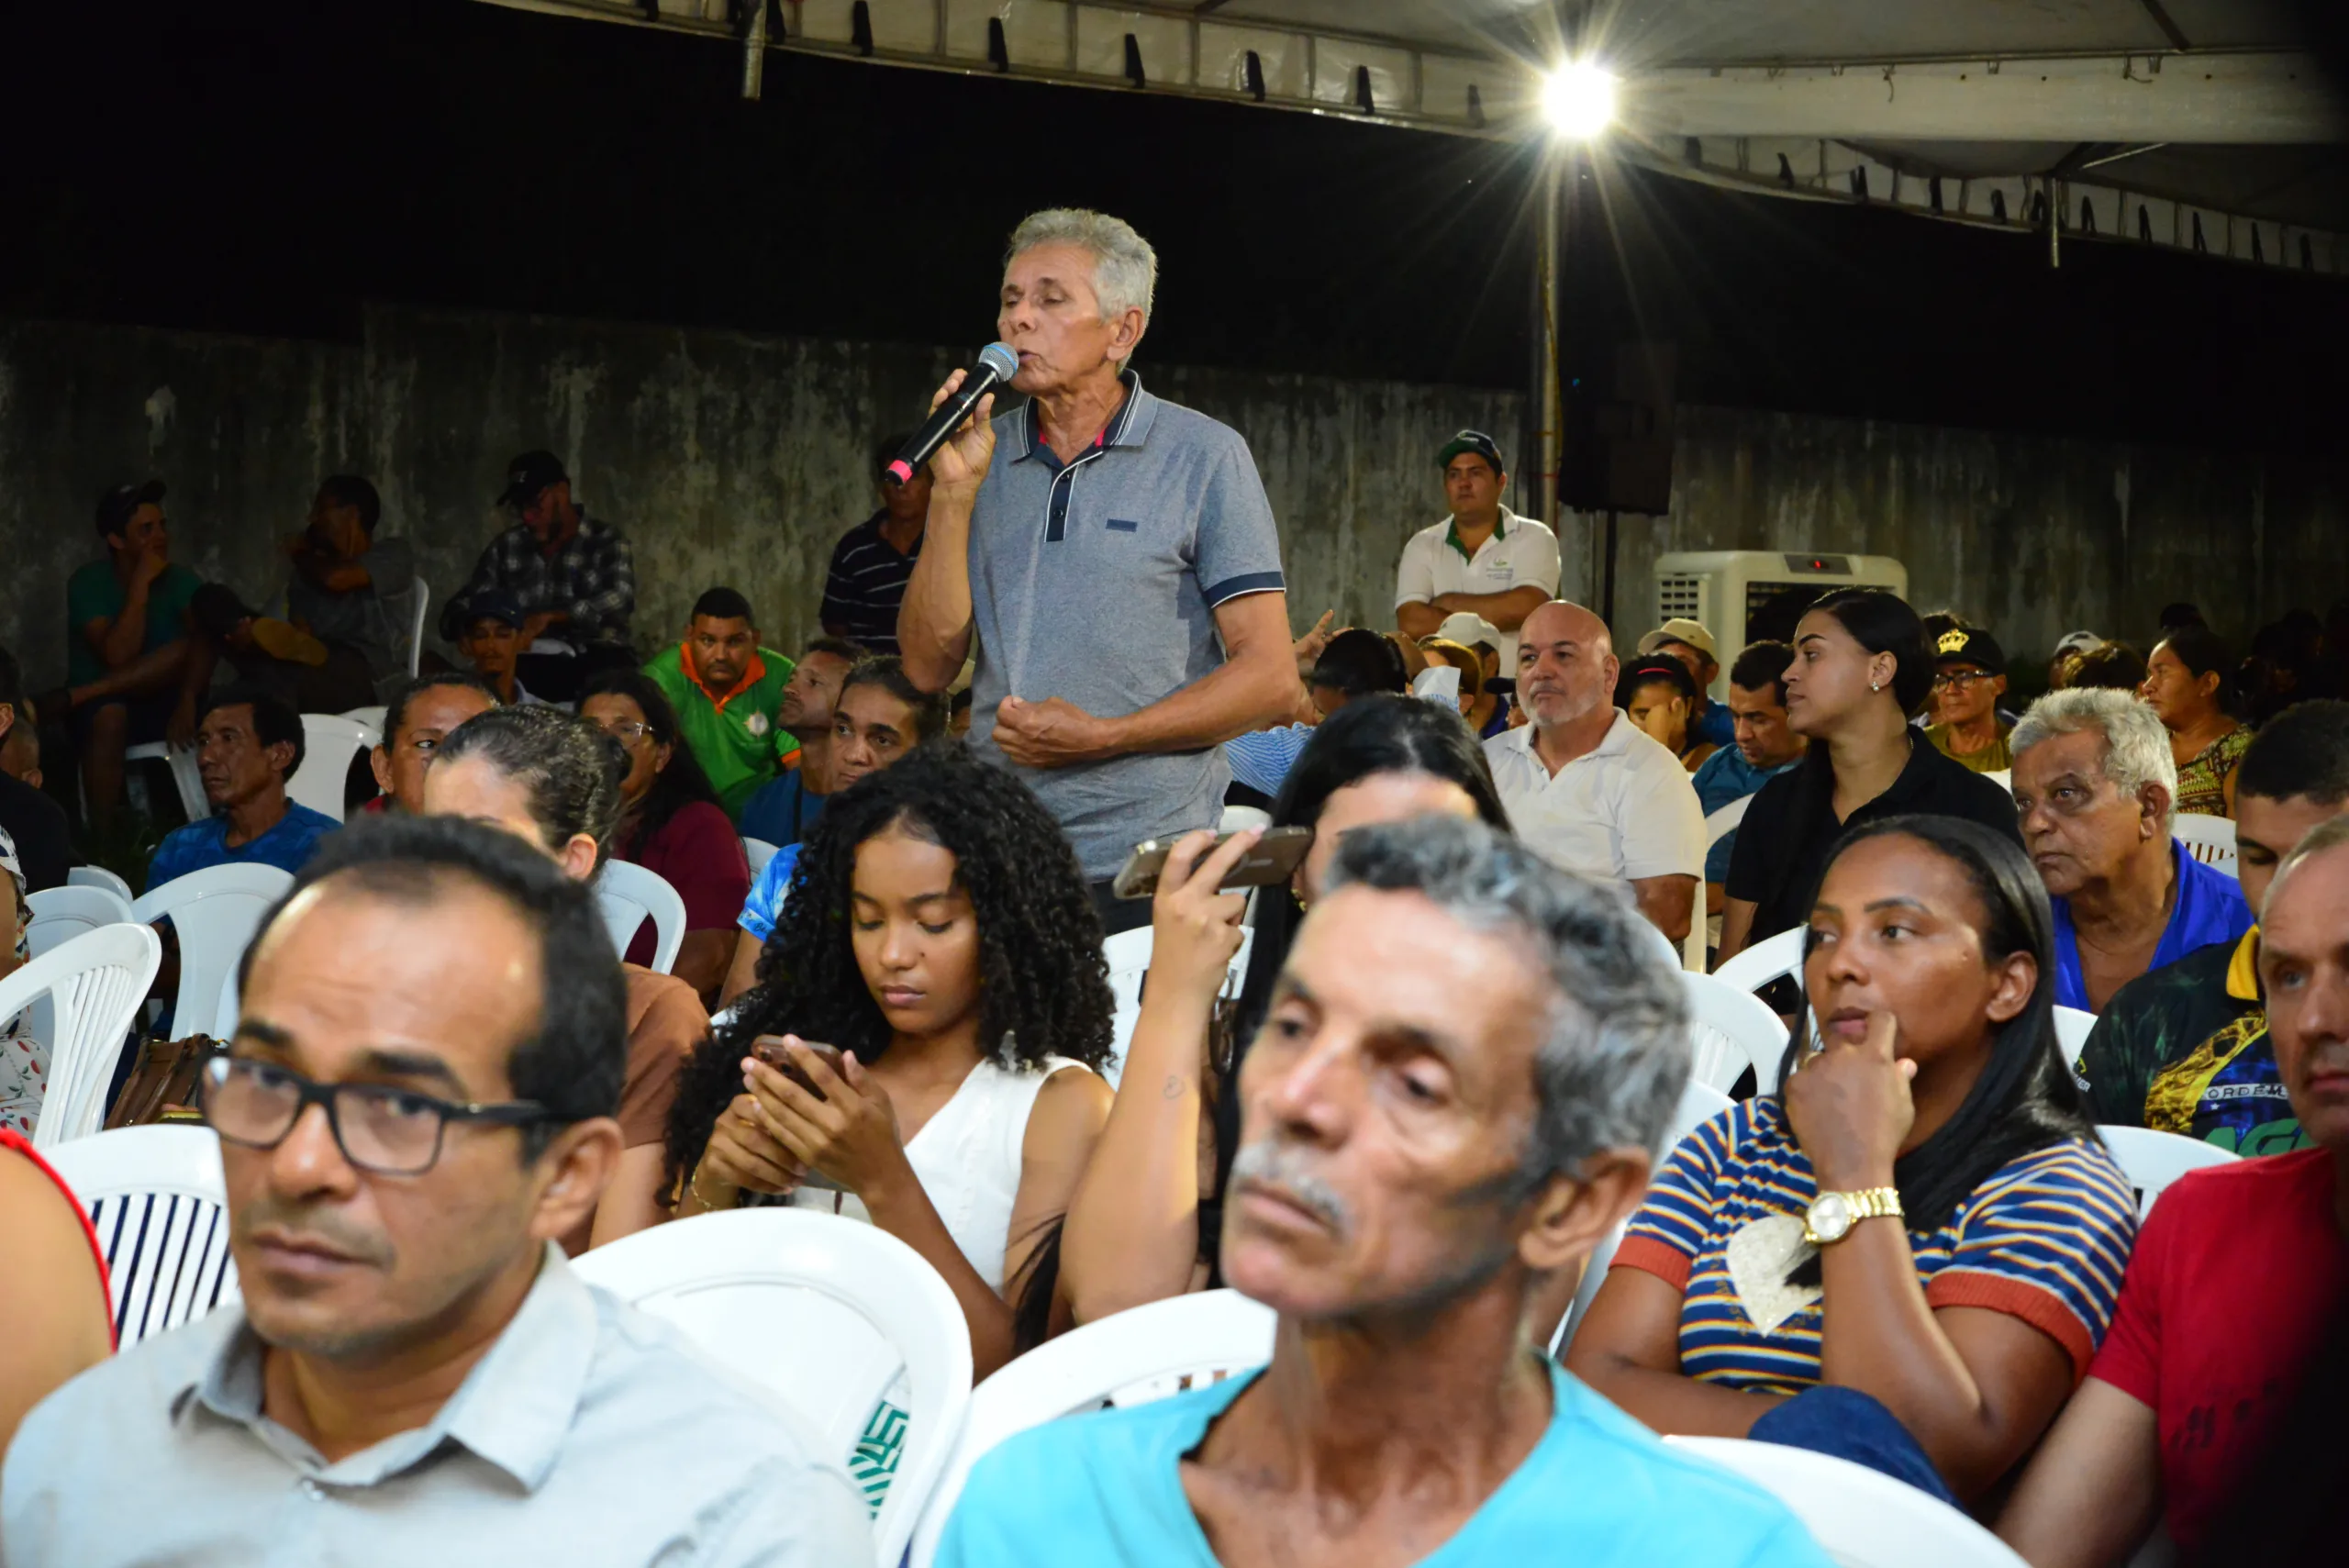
[662,744,1113,1191]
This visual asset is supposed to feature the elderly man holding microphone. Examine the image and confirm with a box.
[897,209,1297,932]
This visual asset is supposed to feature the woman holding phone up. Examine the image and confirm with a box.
[665,746,1115,1376]
[1060,695,1513,1322]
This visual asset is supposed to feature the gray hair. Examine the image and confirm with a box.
[1325,816,1690,1190]
[2012,686,2178,830]
[1006,208,1158,343]
[2264,813,2349,920]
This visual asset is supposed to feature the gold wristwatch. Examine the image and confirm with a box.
[1803,1186,1902,1246]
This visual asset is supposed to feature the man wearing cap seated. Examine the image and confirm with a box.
[1431,610,1511,737]
[1638,617,1733,751]
[456,591,553,709]
[1394,431,1561,681]
[935,817,1829,1568]
[1924,626,2013,774]
[444,450,637,706]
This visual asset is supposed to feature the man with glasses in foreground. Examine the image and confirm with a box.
[2,815,869,1566]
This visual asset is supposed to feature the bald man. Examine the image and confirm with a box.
[1483,601,1705,962]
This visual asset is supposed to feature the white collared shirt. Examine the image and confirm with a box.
[1485,711,1706,965]
[1393,506,1562,671]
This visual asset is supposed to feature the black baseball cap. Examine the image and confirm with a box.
[495,450,569,510]
[462,588,529,630]
[1436,430,1505,473]
[1933,626,2007,675]
[95,479,167,537]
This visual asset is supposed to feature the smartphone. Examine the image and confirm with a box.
[751,1037,845,1101]
[1112,824,1313,901]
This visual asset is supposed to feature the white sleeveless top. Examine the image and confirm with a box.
[787,1053,1085,1293]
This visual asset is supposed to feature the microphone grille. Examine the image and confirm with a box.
[976,342,1020,380]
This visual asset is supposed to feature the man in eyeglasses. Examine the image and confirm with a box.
[1,815,870,1566]
[1923,626,2013,774]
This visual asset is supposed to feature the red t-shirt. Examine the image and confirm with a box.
[616,801,751,968]
[2087,1147,2349,1552]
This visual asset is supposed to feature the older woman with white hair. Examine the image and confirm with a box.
[896,208,1297,935]
[2009,687,2252,1011]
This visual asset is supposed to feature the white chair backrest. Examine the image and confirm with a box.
[26,884,135,959]
[129,863,295,1042]
[1101,925,1255,1089]
[2099,1125,2238,1218]
[2054,1006,2098,1062]
[285,713,382,823]
[1665,1436,2031,1568]
[572,1208,972,1568]
[122,740,209,820]
[1703,794,1753,850]
[594,859,687,973]
[2172,817,2238,879]
[1550,1079,1731,1357]
[46,1124,241,1346]
[1218,804,1273,834]
[340,704,389,731]
[1682,969,1789,1095]
[1983,769,2013,795]
[6,924,162,1151]
[907,1288,1276,1568]
[67,863,136,903]
[1712,924,1807,997]
[742,836,781,881]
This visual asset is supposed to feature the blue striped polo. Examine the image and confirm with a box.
[965,372,1286,879]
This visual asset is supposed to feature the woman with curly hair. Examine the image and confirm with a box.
[668,745,1114,1374]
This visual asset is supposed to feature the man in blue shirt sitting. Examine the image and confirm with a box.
[937,817,1831,1568]
[147,687,339,890]
[2011,687,2252,1013]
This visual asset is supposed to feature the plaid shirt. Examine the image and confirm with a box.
[445,515,636,643]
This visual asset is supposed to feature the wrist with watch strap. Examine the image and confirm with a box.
[1803,1185,1903,1246]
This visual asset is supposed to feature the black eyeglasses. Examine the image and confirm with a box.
[199,1055,558,1176]
[1932,670,1991,691]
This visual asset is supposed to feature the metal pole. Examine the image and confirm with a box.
[1535,148,1564,530]
[741,0,770,100]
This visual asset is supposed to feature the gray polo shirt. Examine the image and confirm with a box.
[2,1244,872,1567]
[966,373,1286,878]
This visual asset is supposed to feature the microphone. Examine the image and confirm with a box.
[887,342,1021,484]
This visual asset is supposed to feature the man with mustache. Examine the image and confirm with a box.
[1483,599,1706,965]
[1998,815,2349,1567]
[145,686,340,890]
[937,816,1830,1568]
[2,816,869,1565]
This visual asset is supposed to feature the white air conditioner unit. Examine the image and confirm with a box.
[1653,550,1909,698]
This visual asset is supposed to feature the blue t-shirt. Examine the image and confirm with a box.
[1691,698,1735,751]
[737,771,829,850]
[737,843,805,944]
[147,803,340,890]
[937,1361,1831,1568]
[1690,746,1802,884]
[2051,840,2253,1013]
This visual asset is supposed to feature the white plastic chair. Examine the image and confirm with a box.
[595,859,686,973]
[1102,925,1255,1088]
[26,884,135,959]
[43,1124,242,1347]
[376,577,429,678]
[340,704,388,732]
[1703,795,1753,850]
[1983,769,2013,795]
[1665,1435,2031,1568]
[285,712,382,823]
[741,836,781,881]
[2098,1125,2238,1218]
[1683,969,1790,1095]
[572,1208,973,1568]
[68,863,136,903]
[1713,924,1807,996]
[129,863,294,1042]
[122,740,208,820]
[907,1288,1277,1568]
[2054,1006,2097,1061]
[1218,804,1273,834]
[1551,1079,1733,1357]
[3,924,162,1150]
[2172,817,2238,879]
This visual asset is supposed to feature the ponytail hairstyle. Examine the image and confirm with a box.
[434,705,629,870]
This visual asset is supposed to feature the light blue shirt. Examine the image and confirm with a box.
[1223,724,1313,798]
[2,1244,872,1567]
[938,1360,1831,1568]
[739,841,805,943]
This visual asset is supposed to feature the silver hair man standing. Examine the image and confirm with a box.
[2011,687,2251,1012]
[936,816,1831,1568]
[896,208,1297,934]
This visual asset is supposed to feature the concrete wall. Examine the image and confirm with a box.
[4,306,2341,695]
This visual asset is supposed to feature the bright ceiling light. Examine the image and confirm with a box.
[1540,61,1617,139]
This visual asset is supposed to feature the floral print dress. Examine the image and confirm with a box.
[0,829,42,1137]
[2175,726,2252,818]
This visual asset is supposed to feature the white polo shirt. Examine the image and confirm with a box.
[1394,506,1562,672]
[1484,710,1708,967]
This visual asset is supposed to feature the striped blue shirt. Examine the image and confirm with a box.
[1615,1097,2137,1388]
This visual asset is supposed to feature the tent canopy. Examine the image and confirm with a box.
[485,1,2345,266]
